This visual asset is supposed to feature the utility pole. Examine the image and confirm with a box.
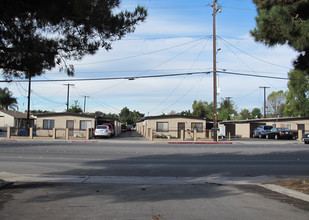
[259,86,270,118]
[212,0,221,141]
[63,84,75,112]
[83,96,89,113]
[26,74,31,129]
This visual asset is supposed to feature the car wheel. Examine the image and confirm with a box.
[305,141,309,144]
[275,135,278,140]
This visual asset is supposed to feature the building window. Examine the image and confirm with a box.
[191,122,203,133]
[80,120,92,130]
[43,120,55,129]
[156,122,169,132]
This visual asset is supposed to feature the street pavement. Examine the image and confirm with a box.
[0,131,308,219]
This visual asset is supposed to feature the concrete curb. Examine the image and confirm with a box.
[259,184,309,203]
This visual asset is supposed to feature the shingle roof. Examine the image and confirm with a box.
[0,110,32,119]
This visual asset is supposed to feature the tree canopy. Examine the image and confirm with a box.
[192,100,213,119]
[267,90,287,117]
[119,107,144,125]
[285,69,309,116]
[217,97,237,121]
[67,100,83,113]
[251,0,309,72]
[0,0,147,78]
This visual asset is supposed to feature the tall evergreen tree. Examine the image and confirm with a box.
[0,0,147,78]
[251,0,309,72]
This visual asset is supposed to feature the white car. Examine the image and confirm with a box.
[94,125,112,138]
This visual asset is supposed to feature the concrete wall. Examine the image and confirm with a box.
[0,112,14,128]
[137,117,207,140]
[235,123,250,138]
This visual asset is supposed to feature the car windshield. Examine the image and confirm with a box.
[96,125,108,129]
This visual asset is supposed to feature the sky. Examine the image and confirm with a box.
[2,0,298,116]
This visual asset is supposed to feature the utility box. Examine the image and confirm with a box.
[218,125,226,138]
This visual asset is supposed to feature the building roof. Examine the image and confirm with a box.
[0,110,33,119]
[142,115,209,121]
[34,112,95,118]
[220,116,309,124]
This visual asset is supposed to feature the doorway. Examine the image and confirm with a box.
[66,120,74,137]
[178,122,185,138]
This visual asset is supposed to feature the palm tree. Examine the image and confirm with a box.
[0,87,18,111]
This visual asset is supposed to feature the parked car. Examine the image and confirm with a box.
[265,127,294,140]
[102,123,114,136]
[302,133,309,144]
[253,125,273,138]
[94,125,112,138]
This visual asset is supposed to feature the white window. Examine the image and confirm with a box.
[191,122,203,133]
[156,122,169,132]
[80,120,92,130]
[43,120,55,129]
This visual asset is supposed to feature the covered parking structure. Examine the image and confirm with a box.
[219,117,309,139]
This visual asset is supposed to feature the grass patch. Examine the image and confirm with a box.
[270,178,309,194]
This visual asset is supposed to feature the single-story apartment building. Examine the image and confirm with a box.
[136,115,213,140]
[219,116,309,138]
[34,112,122,139]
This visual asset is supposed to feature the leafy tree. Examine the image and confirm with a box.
[0,0,147,78]
[67,100,83,113]
[285,69,309,116]
[251,0,309,72]
[238,109,252,120]
[251,108,262,119]
[0,87,18,110]
[30,109,54,114]
[267,90,287,117]
[217,98,237,121]
[192,100,213,119]
[168,110,177,115]
[180,110,192,116]
[119,107,144,125]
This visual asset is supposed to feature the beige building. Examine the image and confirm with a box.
[35,112,96,138]
[137,115,211,140]
[34,113,122,139]
[220,117,309,138]
[0,110,34,130]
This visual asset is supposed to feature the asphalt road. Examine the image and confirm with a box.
[0,133,308,219]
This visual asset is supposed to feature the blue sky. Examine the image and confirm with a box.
[3,0,297,116]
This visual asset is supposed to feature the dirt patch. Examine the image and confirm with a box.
[270,178,309,194]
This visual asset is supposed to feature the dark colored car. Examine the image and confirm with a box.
[265,127,294,140]
[121,124,127,132]
[253,125,273,138]
[302,133,309,144]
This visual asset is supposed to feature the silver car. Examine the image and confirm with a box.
[94,125,112,138]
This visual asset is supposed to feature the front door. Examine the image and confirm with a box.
[178,122,185,138]
[66,120,74,137]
